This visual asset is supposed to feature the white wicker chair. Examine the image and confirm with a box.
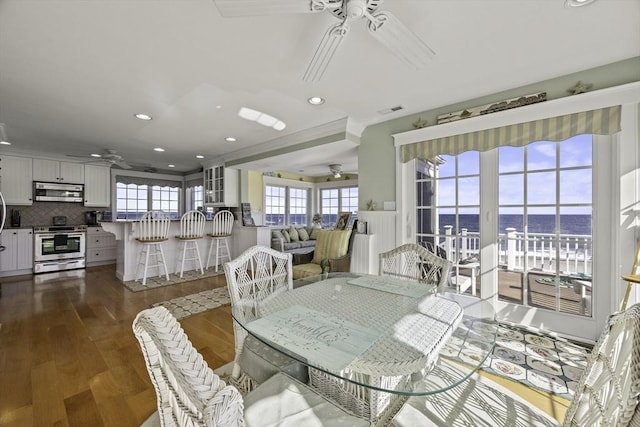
[392,303,640,426]
[223,245,308,393]
[379,243,452,293]
[206,210,234,272]
[134,306,369,427]
[175,210,206,278]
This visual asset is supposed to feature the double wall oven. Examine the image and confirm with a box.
[33,225,86,273]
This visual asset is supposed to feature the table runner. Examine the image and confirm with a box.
[347,275,433,298]
[246,305,382,371]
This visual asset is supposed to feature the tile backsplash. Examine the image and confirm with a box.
[6,202,100,227]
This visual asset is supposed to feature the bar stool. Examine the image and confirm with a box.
[135,211,171,286]
[175,210,206,278]
[206,210,234,271]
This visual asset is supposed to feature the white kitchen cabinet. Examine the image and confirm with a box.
[0,228,33,275]
[204,165,238,207]
[84,164,111,207]
[86,226,116,266]
[0,155,33,205]
[33,158,84,183]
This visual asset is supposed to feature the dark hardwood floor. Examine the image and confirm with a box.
[0,265,234,427]
[0,264,568,426]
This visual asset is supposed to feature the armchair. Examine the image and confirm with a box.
[292,228,356,279]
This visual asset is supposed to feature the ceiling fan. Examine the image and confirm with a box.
[212,0,435,82]
[67,149,133,169]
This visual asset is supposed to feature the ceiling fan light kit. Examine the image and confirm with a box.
[329,163,342,178]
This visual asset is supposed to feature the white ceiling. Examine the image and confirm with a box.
[0,0,638,177]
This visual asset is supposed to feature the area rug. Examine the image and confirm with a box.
[441,319,592,400]
[151,286,231,319]
[122,268,224,292]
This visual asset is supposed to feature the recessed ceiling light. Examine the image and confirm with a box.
[134,113,152,121]
[0,141,11,145]
[196,155,204,159]
[153,147,165,152]
[308,96,325,105]
[168,164,175,168]
[225,137,236,142]
[565,0,596,6]
[216,105,222,109]
[90,153,102,158]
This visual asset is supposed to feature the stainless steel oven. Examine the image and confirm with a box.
[33,225,86,273]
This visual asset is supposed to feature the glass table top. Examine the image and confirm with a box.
[231,272,497,396]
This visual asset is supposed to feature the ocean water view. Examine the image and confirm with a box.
[438,214,592,236]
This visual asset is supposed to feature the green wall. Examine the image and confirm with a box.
[358,57,640,211]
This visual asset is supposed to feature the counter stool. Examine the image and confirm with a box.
[206,210,234,272]
[175,210,206,278]
[135,212,171,286]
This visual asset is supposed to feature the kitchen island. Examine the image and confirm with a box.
[100,220,271,282]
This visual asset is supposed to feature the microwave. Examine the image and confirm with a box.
[33,181,84,203]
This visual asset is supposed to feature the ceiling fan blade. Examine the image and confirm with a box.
[303,22,349,82]
[114,160,133,169]
[367,11,435,69]
[213,0,342,17]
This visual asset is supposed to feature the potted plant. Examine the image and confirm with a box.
[312,213,322,228]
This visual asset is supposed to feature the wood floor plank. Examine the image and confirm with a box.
[31,361,68,427]
[64,390,104,427]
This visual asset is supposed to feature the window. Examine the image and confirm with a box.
[116,182,181,220]
[190,185,204,211]
[265,185,286,226]
[265,184,310,226]
[416,135,594,317]
[320,186,358,228]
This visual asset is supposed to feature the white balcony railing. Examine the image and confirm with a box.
[440,225,592,276]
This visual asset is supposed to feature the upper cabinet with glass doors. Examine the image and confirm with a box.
[203,165,238,207]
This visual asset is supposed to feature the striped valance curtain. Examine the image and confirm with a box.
[401,105,621,163]
[115,175,182,188]
[185,178,202,188]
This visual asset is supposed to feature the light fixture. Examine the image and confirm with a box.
[91,153,102,158]
[196,155,204,159]
[168,164,175,168]
[565,0,597,6]
[329,164,342,178]
[0,123,10,145]
[238,107,286,131]
[134,113,152,121]
[153,147,165,152]
[308,96,325,105]
[225,137,236,142]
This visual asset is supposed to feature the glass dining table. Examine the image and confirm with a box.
[231,272,497,423]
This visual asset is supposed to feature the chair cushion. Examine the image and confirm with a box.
[281,229,291,243]
[292,263,323,279]
[244,372,368,427]
[312,230,351,264]
[238,335,309,385]
[298,227,310,241]
[288,226,299,242]
[392,359,559,427]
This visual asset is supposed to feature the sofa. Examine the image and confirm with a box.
[271,226,321,253]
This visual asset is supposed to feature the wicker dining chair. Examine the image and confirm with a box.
[392,302,640,426]
[223,245,309,393]
[379,243,452,292]
[134,306,369,427]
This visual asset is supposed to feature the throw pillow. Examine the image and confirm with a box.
[281,229,291,243]
[309,227,320,240]
[312,230,351,264]
[271,230,284,240]
[288,226,299,242]
[297,227,309,241]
